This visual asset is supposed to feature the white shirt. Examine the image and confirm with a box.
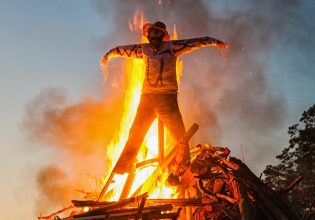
[105,37,221,94]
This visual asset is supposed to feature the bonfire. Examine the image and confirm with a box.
[38,11,301,220]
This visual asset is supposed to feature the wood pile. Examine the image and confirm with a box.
[39,124,302,220]
[186,144,302,220]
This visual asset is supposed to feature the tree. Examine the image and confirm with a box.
[263,104,315,217]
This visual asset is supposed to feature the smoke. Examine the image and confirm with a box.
[24,87,123,155]
[23,86,127,215]
[35,165,74,215]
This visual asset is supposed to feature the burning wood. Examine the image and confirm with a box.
[41,127,302,220]
[62,193,181,220]
[187,144,302,220]
[43,141,301,220]
[38,206,74,220]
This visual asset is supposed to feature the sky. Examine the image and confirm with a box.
[0,0,314,219]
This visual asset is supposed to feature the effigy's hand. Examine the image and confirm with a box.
[215,40,229,49]
[215,41,229,59]
[100,55,109,81]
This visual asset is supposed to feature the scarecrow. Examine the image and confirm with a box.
[100,21,228,179]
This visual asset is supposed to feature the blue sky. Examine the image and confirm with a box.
[0,1,109,218]
[0,0,314,219]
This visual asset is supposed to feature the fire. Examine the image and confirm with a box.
[128,8,145,33]
[172,24,184,84]
[103,11,182,201]
[83,207,89,212]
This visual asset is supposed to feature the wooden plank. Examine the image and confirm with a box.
[75,193,148,218]
[119,165,136,200]
[146,198,203,206]
[145,207,182,220]
[70,210,179,220]
[72,198,203,208]
[135,194,147,220]
[70,204,173,220]
[71,200,110,207]
[96,170,115,202]
[158,119,164,164]
[135,158,158,169]
[38,205,74,220]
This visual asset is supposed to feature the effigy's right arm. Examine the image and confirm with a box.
[99,44,143,80]
[101,44,143,62]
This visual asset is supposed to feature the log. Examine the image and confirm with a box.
[135,194,146,220]
[71,199,110,207]
[72,198,203,209]
[146,198,203,206]
[96,170,115,202]
[216,193,237,204]
[158,119,165,164]
[38,205,74,219]
[73,202,173,220]
[119,165,136,200]
[135,158,158,169]
[213,151,239,171]
[75,193,148,217]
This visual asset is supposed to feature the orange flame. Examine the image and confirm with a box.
[128,9,148,43]
[172,24,184,84]
[104,12,182,201]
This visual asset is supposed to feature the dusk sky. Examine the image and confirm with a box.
[1,0,314,219]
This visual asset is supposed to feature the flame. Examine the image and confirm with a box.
[128,9,148,43]
[172,24,184,84]
[158,0,163,7]
[128,8,145,32]
[149,171,178,199]
[104,12,182,201]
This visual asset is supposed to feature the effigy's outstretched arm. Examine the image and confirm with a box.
[171,36,228,56]
[100,44,143,64]
[99,44,143,79]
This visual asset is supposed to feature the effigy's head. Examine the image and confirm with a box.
[143,21,169,46]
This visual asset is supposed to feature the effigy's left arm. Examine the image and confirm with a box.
[171,36,228,56]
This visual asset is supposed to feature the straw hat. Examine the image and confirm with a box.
[142,21,170,41]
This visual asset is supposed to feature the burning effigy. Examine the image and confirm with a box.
[38,13,301,220]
